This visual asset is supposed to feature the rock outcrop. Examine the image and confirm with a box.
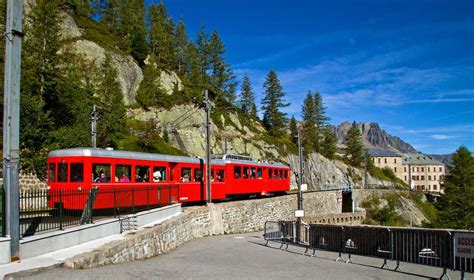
[334,122,417,153]
[287,153,395,191]
[128,105,281,159]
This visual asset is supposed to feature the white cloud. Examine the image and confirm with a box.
[431,134,456,140]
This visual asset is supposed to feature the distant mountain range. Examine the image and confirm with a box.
[333,122,418,153]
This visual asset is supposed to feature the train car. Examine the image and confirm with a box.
[47,148,290,210]
[213,154,290,198]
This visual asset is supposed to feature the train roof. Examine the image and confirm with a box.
[48,148,288,168]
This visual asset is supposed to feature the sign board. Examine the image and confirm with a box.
[454,232,474,258]
[294,210,305,218]
[300,184,308,192]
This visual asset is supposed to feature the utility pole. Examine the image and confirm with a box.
[204,90,212,204]
[91,105,97,148]
[297,130,304,211]
[2,0,23,259]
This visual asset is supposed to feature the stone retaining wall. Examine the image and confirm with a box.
[303,211,366,225]
[63,191,349,269]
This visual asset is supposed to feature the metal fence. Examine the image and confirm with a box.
[264,221,473,278]
[19,185,179,238]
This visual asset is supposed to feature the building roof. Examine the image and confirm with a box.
[402,153,444,165]
[368,148,402,157]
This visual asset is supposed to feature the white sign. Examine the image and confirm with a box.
[454,232,474,258]
[300,184,308,191]
[294,210,305,218]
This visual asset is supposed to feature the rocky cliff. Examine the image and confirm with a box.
[287,153,396,191]
[334,122,417,153]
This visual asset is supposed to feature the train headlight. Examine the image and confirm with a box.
[77,186,82,192]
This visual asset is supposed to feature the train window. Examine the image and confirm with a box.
[257,168,262,179]
[116,164,131,183]
[181,168,191,182]
[284,170,288,179]
[269,169,273,179]
[136,165,150,182]
[250,167,256,179]
[58,163,68,182]
[153,166,167,182]
[243,167,249,179]
[70,163,83,182]
[279,170,283,179]
[48,163,56,182]
[217,170,225,182]
[234,166,241,179]
[211,169,215,181]
[194,168,203,182]
[274,170,279,179]
[92,164,111,182]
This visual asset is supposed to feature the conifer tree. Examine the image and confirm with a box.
[20,0,62,174]
[240,74,255,115]
[289,116,298,145]
[130,25,149,67]
[344,122,365,167]
[250,104,258,119]
[174,18,188,75]
[301,91,317,154]
[313,91,330,152]
[321,128,337,160]
[227,82,237,105]
[95,54,127,148]
[149,1,175,68]
[436,146,474,229]
[195,26,211,86]
[261,70,289,135]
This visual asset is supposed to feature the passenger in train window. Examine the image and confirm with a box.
[153,171,162,182]
[181,173,190,182]
[95,172,108,183]
[119,172,130,183]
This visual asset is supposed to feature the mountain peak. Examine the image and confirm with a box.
[335,121,417,153]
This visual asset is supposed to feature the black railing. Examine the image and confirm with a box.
[264,221,473,278]
[19,185,179,238]
[0,186,5,237]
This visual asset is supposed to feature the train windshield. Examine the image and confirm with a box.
[70,163,83,182]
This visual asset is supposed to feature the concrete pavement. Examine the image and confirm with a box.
[6,232,471,280]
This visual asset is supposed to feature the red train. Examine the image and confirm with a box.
[47,148,291,210]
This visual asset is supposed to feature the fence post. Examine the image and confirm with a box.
[146,186,149,210]
[132,188,135,213]
[1,187,5,237]
[168,185,171,205]
[113,188,117,218]
[59,189,63,230]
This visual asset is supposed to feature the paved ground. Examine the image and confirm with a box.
[9,232,471,280]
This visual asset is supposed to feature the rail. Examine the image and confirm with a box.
[19,185,179,238]
[264,221,473,279]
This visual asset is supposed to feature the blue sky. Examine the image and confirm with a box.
[149,0,474,155]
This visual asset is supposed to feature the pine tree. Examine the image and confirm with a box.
[289,116,298,145]
[301,91,317,154]
[436,146,474,229]
[250,104,258,119]
[95,54,127,148]
[130,25,149,67]
[344,122,365,167]
[195,26,211,86]
[321,128,337,160]
[20,0,63,174]
[149,1,175,68]
[261,70,289,135]
[240,74,255,114]
[313,91,330,152]
[227,82,237,105]
[174,18,188,75]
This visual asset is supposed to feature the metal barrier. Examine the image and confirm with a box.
[308,224,344,259]
[263,221,284,247]
[391,227,452,278]
[453,231,474,277]
[265,220,472,279]
[19,185,179,238]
